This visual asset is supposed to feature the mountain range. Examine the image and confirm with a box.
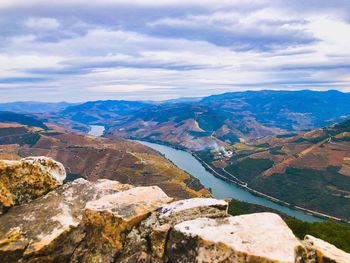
[26,89,350,150]
[1,89,350,220]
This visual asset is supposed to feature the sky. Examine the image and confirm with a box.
[0,0,350,102]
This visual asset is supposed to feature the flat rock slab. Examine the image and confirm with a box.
[304,235,350,263]
[85,186,173,222]
[167,213,303,263]
[160,198,227,220]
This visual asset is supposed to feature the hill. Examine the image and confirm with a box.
[61,100,151,125]
[5,90,349,151]
[0,111,48,130]
[0,122,210,200]
[102,90,350,150]
[202,118,350,221]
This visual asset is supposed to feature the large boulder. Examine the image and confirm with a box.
[0,178,133,262]
[118,198,229,262]
[0,156,66,213]
[167,213,304,263]
[72,186,173,262]
[303,235,350,263]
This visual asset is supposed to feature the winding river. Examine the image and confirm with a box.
[137,140,323,222]
[87,125,322,222]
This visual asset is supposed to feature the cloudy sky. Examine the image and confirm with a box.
[0,0,350,102]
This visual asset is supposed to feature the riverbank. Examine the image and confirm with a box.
[192,152,345,223]
[136,140,326,222]
[136,139,350,223]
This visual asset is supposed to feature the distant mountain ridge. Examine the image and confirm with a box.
[0,101,74,113]
[103,90,350,150]
[2,90,350,150]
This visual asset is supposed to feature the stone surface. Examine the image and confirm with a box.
[0,156,66,213]
[1,156,349,263]
[303,235,350,263]
[159,198,228,224]
[0,178,131,262]
[167,213,304,263]
[118,198,229,262]
[73,186,173,262]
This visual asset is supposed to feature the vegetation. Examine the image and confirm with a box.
[226,158,274,182]
[246,167,350,220]
[0,127,41,146]
[276,133,298,138]
[228,199,350,253]
[269,146,286,155]
[254,142,270,148]
[0,111,47,129]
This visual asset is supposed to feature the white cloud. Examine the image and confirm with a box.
[0,1,349,101]
[24,17,60,30]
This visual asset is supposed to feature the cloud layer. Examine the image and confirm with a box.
[0,0,350,101]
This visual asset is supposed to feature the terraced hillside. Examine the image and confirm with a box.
[0,122,210,200]
[203,119,350,221]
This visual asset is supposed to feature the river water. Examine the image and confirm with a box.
[137,140,323,222]
[88,125,105,137]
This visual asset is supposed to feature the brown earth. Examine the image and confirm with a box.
[0,123,210,200]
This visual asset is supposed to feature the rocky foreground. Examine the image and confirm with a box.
[0,157,349,262]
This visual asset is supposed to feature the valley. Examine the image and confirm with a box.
[1,89,349,222]
[137,140,323,222]
[0,122,210,200]
[198,119,350,221]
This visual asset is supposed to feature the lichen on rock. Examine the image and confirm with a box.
[118,198,229,262]
[303,235,350,263]
[0,156,66,213]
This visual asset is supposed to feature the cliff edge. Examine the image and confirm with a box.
[0,157,349,263]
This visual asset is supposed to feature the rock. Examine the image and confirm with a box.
[167,213,304,263]
[0,178,131,262]
[0,156,66,213]
[1,157,350,263]
[73,186,173,262]
[303,235,350,263]
[159,198,228,224]
[119,198,228,262]
[149,223,171,260]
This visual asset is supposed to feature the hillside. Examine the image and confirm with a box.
[0,111,48,130]
[102,90,350,150]
[61,100,150,125]
[6,90,349,151]
[203,119,350,221]
[0,121,210,199]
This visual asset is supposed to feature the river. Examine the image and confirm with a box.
[137,140,323,222]
[88,125,105,137]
